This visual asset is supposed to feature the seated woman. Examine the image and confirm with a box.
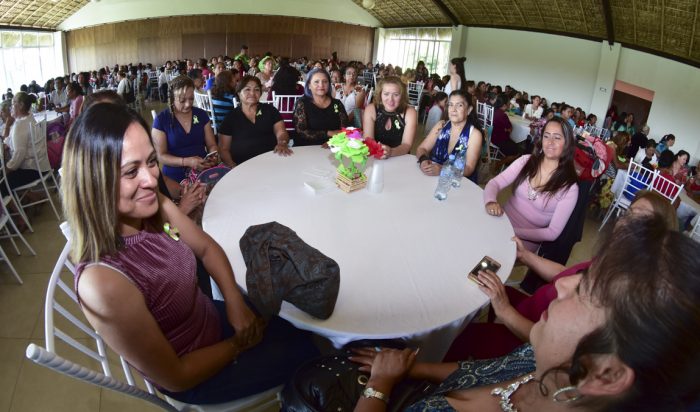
[3,92,50,193]
[424,91,447,135]
[0,99,14,139]
[210,70,238,127]
[672,149,690,185]
[634,139,658,169]
[344,215,700,412]
[491,94,521,162]
[218,75,292,167]
[151,76,219,183]
[655,133,675,155]
[484,117,578,252]
[362,76,417,158]
[335,66,366,127]
[415,90,482,182]
[293,68,348,146]
[62,104,317,404]
[256,56,275,98]
[66,81,84,128]
[444,190,678,361]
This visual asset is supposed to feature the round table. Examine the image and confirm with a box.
[33,110,62,124]
[508,114,531,143]
[203,147,516,361]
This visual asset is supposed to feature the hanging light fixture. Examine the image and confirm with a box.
[362,0,376,10]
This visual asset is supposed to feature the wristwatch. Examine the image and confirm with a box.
[362,387,389,403]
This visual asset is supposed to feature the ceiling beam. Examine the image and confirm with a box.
[690,0,698,57]
[601,0,615,45]
[430,0,459,26]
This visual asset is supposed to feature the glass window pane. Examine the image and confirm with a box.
[1,32,21,48]
[38,33,53,47]
[22,33,38,47]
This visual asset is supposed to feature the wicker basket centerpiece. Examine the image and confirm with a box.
[327,128,385,193]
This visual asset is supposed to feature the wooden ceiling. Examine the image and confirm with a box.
[352,0,700,67]
[0,0,698,67]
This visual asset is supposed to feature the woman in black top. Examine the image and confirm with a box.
[362,76,417,158]
[218,75,292,167]
[292,68,348,146]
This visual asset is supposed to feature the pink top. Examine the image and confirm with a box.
[69,95,83,126]
[75,230,221,358]
[483,155,578,251]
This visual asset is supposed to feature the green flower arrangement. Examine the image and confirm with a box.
[327,128,369,179]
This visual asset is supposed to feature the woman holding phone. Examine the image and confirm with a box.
[151,76,219,183]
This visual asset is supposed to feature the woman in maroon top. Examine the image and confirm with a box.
[62,103,316,404]
[444,190,678,361]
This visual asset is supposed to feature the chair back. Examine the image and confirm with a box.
[26,222,283,412]
[689,218,700,242]
[650,172,682,203]
[272,92,303,132]
[30,119,51,173]
[364,88,374,108]
[193,90,216,133]
[151,110,157,121]
[620,160,656,201]
[476,102,494,130]
[407,81,424,110]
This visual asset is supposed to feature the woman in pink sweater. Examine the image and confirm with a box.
[484,117,578,252]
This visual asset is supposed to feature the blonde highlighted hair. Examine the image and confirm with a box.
[373,76,409,113]
[61,103,156,262]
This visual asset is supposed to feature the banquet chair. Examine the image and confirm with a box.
[0,143,34,232]
[25,222,283,412]
[147,70,160,101]
[689,217,700,242]
[0,210,25,284]
[272,92,303,132]
[599,160,655,230]
[232,96,239,109]
[11,119,61,222]
[364,88,374,108]
[151,110,158,121]
[407,81,425,112]
[650,172,682,204]
[194,90,217,134]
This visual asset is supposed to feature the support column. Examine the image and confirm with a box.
[589,41,621,126]
[450,25,467,59]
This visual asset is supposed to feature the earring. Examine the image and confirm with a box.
[552,386,582,403]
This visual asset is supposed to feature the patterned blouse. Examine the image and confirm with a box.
[405,345,536,411]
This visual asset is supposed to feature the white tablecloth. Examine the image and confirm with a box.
[203,147,516,361]
[33,110,61,124]
[508,114,531,144]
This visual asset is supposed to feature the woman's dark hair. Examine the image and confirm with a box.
[494,93,508,110]
[211,70,235,98]
[512,116,577,198]
[67,81,84,97]
[450,57,467,92]
[543,215,700,411]
[303,68,332,98]
[272,63,302,95]
[658,150,675,168]
[660,133,675,143]
[433,91,448,103]
[235,75,262,96]
[675,150,689,161]
[82,90,124,111]
[646,139,657,149]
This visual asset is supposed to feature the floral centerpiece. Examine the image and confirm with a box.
[327,128,384,193]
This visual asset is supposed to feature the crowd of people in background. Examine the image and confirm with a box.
[0,41,697,411]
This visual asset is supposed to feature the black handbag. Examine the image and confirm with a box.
[281,341,434,412]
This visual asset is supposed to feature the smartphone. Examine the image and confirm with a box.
[467,256,501,287]
[204,151,218,160]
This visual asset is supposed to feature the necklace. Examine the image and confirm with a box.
[526,179,539,201]
[491,374,535,412]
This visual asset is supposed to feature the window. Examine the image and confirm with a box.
[0,30,60,96]
[378,28,452,76]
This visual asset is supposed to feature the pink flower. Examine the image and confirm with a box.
[343,127,363,140]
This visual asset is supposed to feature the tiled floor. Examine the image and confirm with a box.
[0,101,598,412]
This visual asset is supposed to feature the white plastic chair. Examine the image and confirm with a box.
[599,160,656,230]
[194,90,217,134]
[364,88,374,108]
[689,217,700,242]
[12,119,61,222]
[650,172,682,204]
[25,222,282,412]
[272,92,303,132]
[407,81,424,112]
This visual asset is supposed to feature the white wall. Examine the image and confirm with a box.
[616,48,700,159]
[59,0,381,31]
[461,27,602,113]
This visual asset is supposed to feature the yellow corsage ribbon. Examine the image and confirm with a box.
[257,109,262,117]
[163,223,180,241]
[394,119,401,129]
[193,115,199,125]
[334,104,339,113]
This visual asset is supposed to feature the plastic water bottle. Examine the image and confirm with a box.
[450,144,467,188]
[434,155,455,201]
